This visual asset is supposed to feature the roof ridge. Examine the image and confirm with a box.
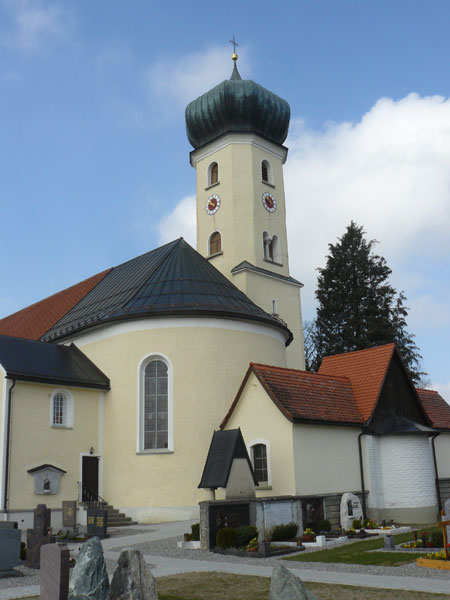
[322,343,395,361]
[250,363,352,383]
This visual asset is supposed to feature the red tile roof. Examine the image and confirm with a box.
[0,269,111,340]
[319,344,395,421]
[417,389,450,431]
[221,363,363,429]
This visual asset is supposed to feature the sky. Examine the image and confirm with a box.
[0,0,449,399]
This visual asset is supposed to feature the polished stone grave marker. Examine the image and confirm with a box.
[62,501,77,528]
[26,504,54,568]
[0,528,21,574]
[0,521,17,529]
[41,543,70,600]
[87,508,108,539]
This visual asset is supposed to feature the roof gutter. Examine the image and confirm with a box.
[358,430,368,520]
[430,433,442,513]
[3,378,16,512]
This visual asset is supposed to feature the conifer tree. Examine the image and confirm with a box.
[307,221,425,383]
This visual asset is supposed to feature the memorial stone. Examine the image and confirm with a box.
[0,528,21,573]
[269,564,317,600]
[444,498,450,540]
[0,521,18,529]
[62,501,77,528]
[41,544,70,600]
[26,503,53,568]
[110,549,157,600]
[86,508,108,539]
[68,537,109,600]
[384,534,395,550]
[340,493,363,529]
[34,504,51,534]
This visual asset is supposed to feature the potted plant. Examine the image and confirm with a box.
[246,537,258,552]
[302,528,316,542]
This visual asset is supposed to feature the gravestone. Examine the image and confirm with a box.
[110,549,157,600]
[340,493,363,529]
[86,508,108,539]
[26,504,54,568]
[0,528,21,573]
[41,543,70,600]
[68,537,109,600]
[384,534,395,550]
[270,564,317,600]
[62,501,77,528]
[0,521,18,529]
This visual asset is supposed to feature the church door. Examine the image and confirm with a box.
[82,456,99,502]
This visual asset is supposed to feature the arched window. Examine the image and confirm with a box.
[144,359,168,450]
[208,162,219,186]
[209,231,221,255]
[272,235,281,263]
[50,389,74,428]
[261,160,271,183]
[53,393,66,425]
[263,232,281,264]
[251,443,269,484]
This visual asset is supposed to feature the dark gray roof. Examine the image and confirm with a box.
[231,260,303,286]
[372,415,438,435]
[27,464,66,474]
[42,239,292,344]
[0,335,110,389]
[198,429,258,489]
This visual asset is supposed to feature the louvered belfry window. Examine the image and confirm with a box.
[209,231,221,255]
[210,162,218,185]
[53,393,65,425]
[261,161,269,182]
[144,360,168,449]
[252,444,268,482]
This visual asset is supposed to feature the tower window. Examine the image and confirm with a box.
[209,231,222,255]
[261,160,272,184]
[251,444,268,483]
[208,162,219,186]
[263,232,281,264]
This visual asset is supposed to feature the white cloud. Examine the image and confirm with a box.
[146,45,251,118]
[157,195,196,247]
[285,93,450,318]
[0,0,74,52]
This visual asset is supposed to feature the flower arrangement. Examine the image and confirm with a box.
[365,519,379,530]
[402,540,424,549]
[304,528,314,536]
[246,537,258,551]
[426,550,447,560]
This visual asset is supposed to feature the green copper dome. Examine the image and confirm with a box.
[185,63,290,149]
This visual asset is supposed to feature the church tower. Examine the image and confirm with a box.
[185,53,304,369]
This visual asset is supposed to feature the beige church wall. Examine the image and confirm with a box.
[223,371,296,497]
[232,269,305,371]
[7,381,99,510]
[293,424,362,496]
[70,317,288,521]
[194,133,290,280]
[433,432,450,478]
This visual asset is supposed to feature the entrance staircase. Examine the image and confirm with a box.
[80,486,137,527]
[106,505,137,527]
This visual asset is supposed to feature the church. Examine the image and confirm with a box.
[0,53,449,529]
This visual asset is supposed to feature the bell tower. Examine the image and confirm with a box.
[185,53,305,370]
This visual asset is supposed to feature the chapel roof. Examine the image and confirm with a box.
[0,238,292,345]
[221,363,364,428]
[185,62,290,150]
[318,343,396,421]
[417,388,450,431]
[0,334,110,389]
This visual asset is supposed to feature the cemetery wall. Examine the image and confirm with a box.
[8,381,99,510]
[223,371,296,497]
[69,319,287,521]
[292,424,361,495]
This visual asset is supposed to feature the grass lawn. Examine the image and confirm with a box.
[155,573,450,600]
[284,530,433,566]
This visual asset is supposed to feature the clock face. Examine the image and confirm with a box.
[262,192,277,213]
[206,194,221,215]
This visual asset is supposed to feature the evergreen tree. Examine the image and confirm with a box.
[308,221,425,383]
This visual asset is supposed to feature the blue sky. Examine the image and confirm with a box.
[0,0,449,397]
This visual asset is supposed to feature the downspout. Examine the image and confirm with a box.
[3,378,16,512]
[358,430,367,519]
[430,433,442,513]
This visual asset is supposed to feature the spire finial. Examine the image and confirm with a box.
[229,35,239,61]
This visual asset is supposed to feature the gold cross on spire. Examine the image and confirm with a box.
[229,35,239,61]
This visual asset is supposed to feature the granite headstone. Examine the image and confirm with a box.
[0,528,21,573]
[340,493,363,529]
[109,549,157,600]
[41,543,70,600]
[86,508,108,539]
[0,521,17,529]
[26,504,54,568]
[62,501,77,528]
[269,564,317,600]
[68,537,109,600]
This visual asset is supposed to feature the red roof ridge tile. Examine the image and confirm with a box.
[321,343,396,361]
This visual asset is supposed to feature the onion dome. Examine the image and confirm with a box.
[185,61,290,150]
